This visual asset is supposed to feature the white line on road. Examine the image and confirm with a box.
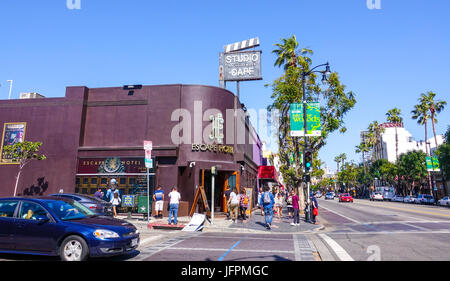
[318,234,354,261]
[139,235,164,247]
[320,205,361,224]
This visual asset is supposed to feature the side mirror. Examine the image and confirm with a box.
[36,215,50,223]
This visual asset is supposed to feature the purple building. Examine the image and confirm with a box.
[0,84,263,216]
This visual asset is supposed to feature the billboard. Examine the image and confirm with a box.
[0,122,27,164]
[220,50,262,81]
[290,103,322,137]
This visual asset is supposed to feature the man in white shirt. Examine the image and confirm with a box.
[168,187,181,225]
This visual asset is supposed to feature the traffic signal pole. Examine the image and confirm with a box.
[301,72,312,223]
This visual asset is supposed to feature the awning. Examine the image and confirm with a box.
[258,166,278,182]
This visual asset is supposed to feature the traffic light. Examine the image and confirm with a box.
[304,148,313,173]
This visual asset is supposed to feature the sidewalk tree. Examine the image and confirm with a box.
[2,141,46,197]
[397,150,427,196]
[268,35,356,210]
[422,91,446,148]
[435,126,450,183]
[386,108,403,161]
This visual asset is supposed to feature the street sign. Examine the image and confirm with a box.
[122,195,136,207]
[144,141,153,168]
[220,50,262,81]
[290,102,322,137]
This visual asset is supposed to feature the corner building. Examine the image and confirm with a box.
[0,85,263,216]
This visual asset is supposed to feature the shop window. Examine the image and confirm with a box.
[91,178,98,185]
[81,188,88,194]
[120,178,126,185]
[129,178,136,185]
[83,178,89,185]
[76,178,80,185]
[75,188,80,193]
[89,188,96,195]
[101,178,108,185]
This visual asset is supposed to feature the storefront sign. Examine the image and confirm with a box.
[0,122,26,164]
[191,144,234,154]
[220,50,262,81]
[77,157,151,174]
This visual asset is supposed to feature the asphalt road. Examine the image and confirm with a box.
[312,197,450,261]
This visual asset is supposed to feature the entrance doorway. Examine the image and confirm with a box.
[200,170,239,213]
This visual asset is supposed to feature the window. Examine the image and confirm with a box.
[0,201,18,218]
[83,178,89,185]
[101,178,108,185]
[91,178,98,185]
[19,202,48,220]
[120,178,126,185]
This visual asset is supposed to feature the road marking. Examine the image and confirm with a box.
[218,240,242,261]
[318,234,354,261]
[320,205,361,224]
[170,247,294,254]
[139,235,164,247]
[355,201,450,218]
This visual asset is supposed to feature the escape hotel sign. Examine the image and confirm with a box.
[220,50,262,81]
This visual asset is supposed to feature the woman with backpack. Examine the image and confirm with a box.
[259,186,275,230]
[286,190,294,219]
[239,189,249,220]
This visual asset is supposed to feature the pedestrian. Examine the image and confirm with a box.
[105,179,120,202]
[111,191,121,217]
[153,185,164,218]
[228,187,240,223]
[291,190,300,226]
[239,189,249,220]
[275,193,283,219]
[259,186,275,230]
[224,186,231,220]
[257,189,264,216]
[310,192,319,225]
[168,187,181,225]
[94,188,103,200]
[286,190,294,219]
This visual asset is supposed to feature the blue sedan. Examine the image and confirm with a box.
[325,193,335,200]
[0,197,140,261]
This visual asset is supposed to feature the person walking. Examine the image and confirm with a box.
[153,185,164,218]
[310,192,319,225]
[168,187,181,225]
[224,186,231,220]
[275,193,283,219]
[259,186,275,230]
[239,189,249,220]
[286,190,294,219]
[228,188,240,223]
[105,179,120,202]
[257,189,264,216]
[111,191,121,217]
[291,190,300,226]
[94,188,103,200]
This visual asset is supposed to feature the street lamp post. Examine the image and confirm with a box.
[300,62,331,223]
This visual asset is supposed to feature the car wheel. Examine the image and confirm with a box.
[60,235,89,261]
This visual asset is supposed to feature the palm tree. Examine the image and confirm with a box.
[340,153,347,169]
[412,101,430,155]
[356,143,371,172]
[386,108,403,162]
[422,91,447,149]
[272,35,313,70]
[334,155,341,173]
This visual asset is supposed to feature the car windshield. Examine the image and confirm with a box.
[342,193,350,196]
[46,200,95,221]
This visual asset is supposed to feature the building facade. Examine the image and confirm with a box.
[0,84,263,216]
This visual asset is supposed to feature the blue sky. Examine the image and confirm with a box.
[1,0,449,171]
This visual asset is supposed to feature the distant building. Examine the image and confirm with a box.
[378,122,444,163]
[19,92,45,99]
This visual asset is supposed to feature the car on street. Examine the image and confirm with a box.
[339,193,353,203]
[370,192,384,201]
[325,193,335,200]
[437,197,450,206]
[403,195,416,203]
[415,194,435,205]
[391,195,404,202]
[315,192,322,198]
[0,197,140,261]
[49,193,113,217]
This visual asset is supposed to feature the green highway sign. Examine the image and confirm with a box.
[290,102,322,137]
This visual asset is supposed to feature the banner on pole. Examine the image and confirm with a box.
[290,103,322,137]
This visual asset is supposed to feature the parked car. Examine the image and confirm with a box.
[403,195,416,203]
[49,193,113,217]
[437,197,450,206]
[415,194,435,205]
[315,192,323,198]
[391,195,404,202]
[0,197,139,261]
[339,193,353,203]
[325,193,335,200]
[370,192,384,201]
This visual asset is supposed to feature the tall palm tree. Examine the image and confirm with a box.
[386,108,403,162]
[272,35,313,70]
[422,91,447,149]
[340,153,347,169]
[334,155,341,173]
[355,143,370,172]
[411,101,430,155]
